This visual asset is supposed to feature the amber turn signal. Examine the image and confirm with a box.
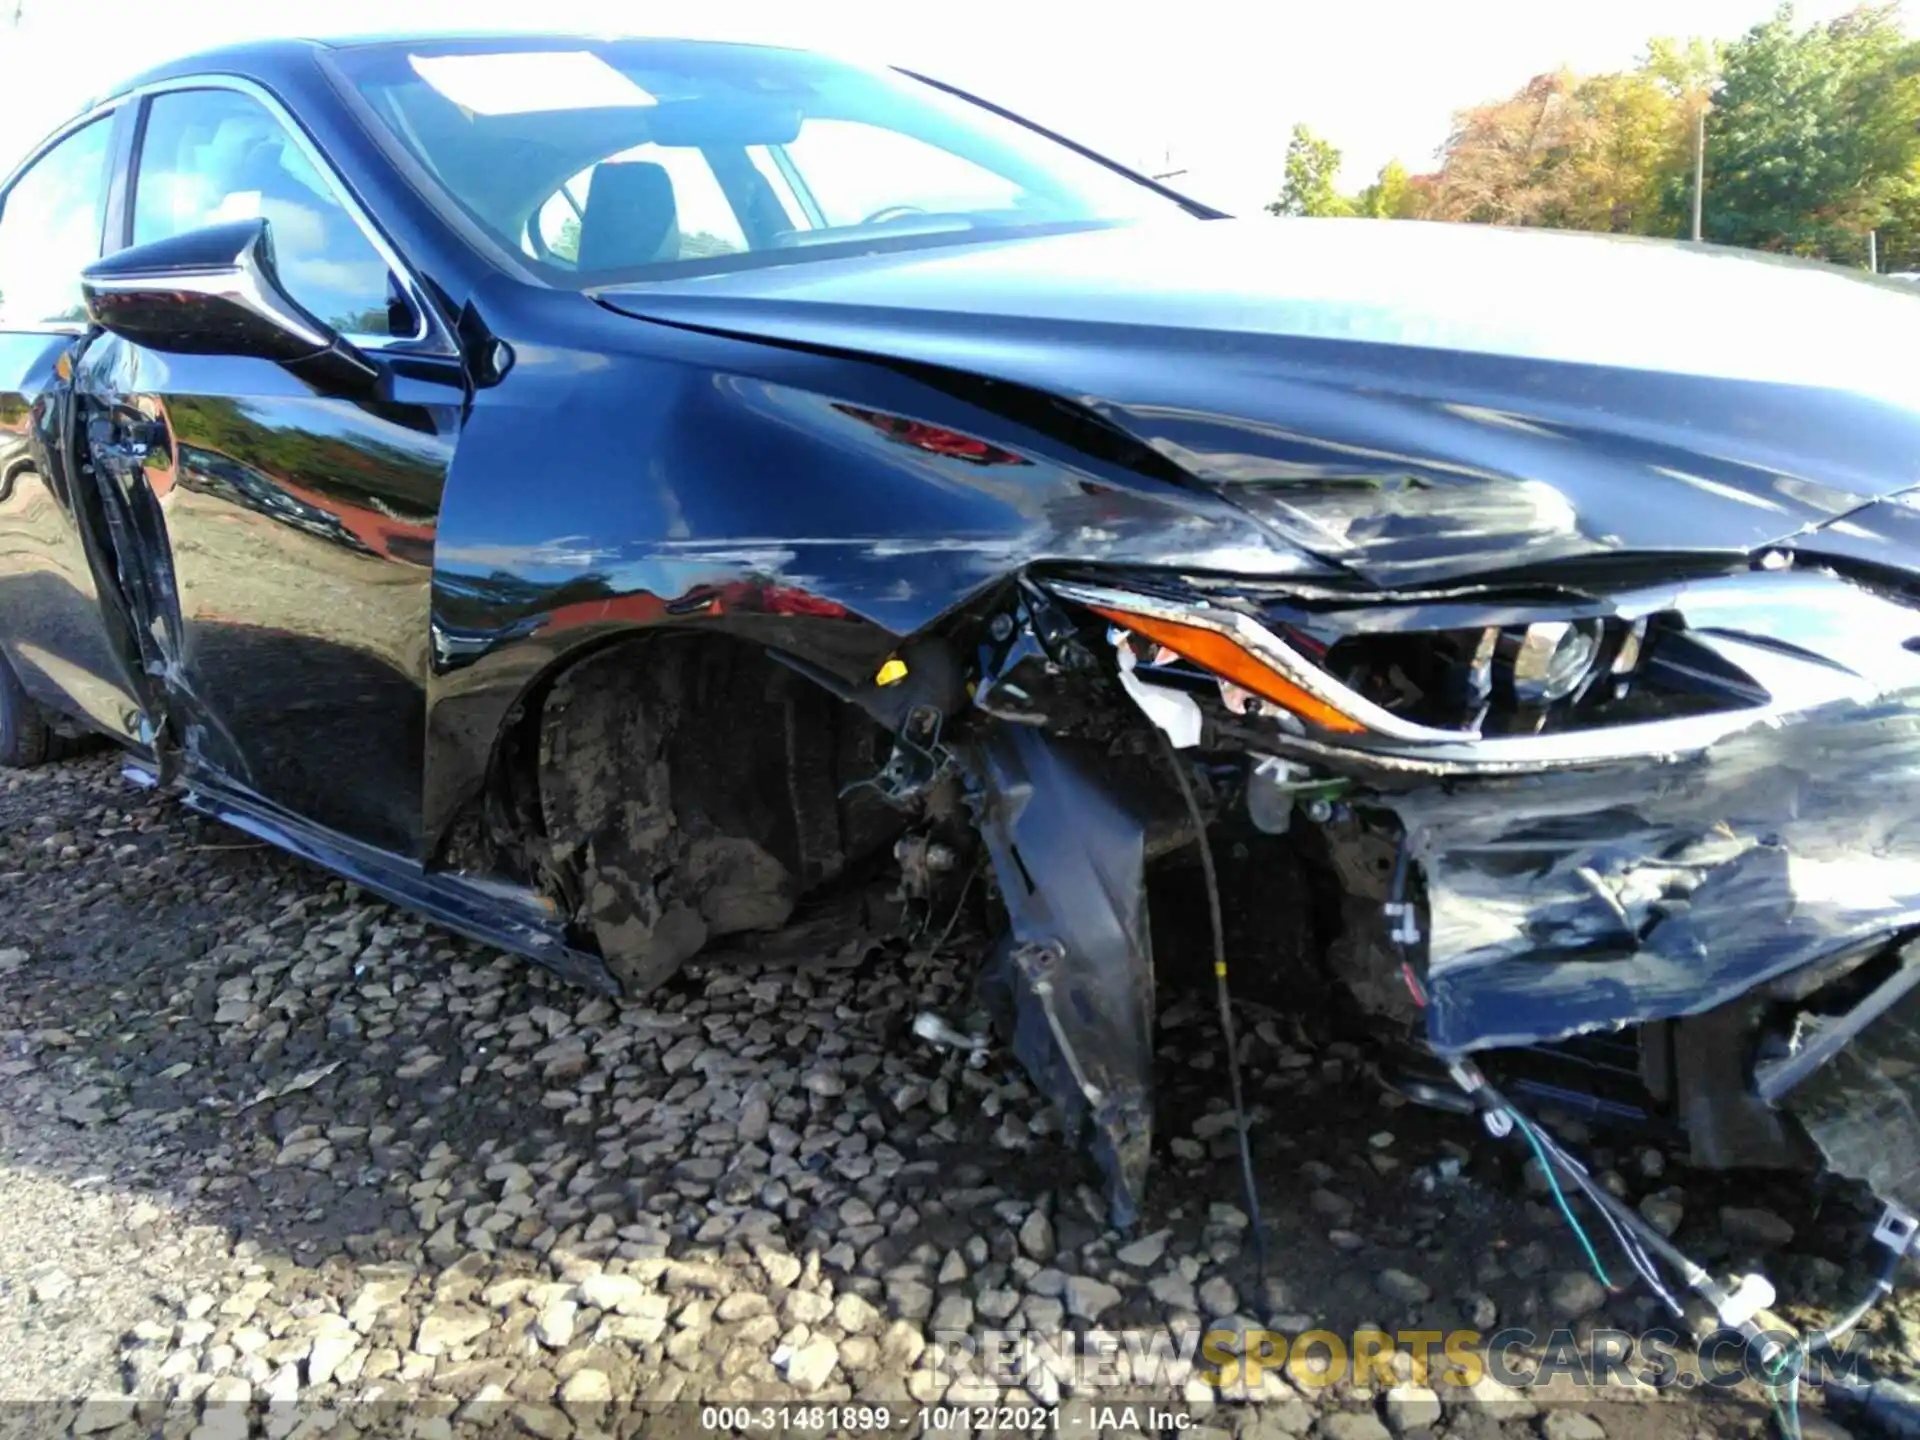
[1090,605,1368,735]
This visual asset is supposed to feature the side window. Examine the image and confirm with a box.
[530,145,747,268]
[0,118,111,330]
[132,88,409,337]
[775,121,1022,226]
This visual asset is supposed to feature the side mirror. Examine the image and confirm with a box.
[80,218,376,392]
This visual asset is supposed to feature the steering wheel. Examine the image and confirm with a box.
[859,204,929,226]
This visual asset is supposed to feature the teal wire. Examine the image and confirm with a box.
[1767,1347,1803,1440]
[1510,1110,1613,1288]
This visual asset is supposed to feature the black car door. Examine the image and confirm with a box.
[0,103,161,748]
[68,80,468,856]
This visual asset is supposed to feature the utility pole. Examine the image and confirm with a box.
[1690,103,1706,242]
[1870,230,1879,273]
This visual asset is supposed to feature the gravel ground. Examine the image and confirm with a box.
[0,753,1914,1439]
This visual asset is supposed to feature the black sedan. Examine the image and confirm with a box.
[4,35,1920,1257]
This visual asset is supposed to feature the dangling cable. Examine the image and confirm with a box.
[1510,1110,1613,1287]
[1160,736,1267,1279]
[1522,1112,1681,1313]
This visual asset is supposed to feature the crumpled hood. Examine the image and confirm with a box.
[599,219,1920,587]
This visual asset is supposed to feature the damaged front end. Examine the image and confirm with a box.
[887,552,1920,1226]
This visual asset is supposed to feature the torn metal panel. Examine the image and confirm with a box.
[1384,692,1920,1053]
[1778,983,1920,1212]
[965,722,1155,1228]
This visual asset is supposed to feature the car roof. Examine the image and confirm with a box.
[91,33,809,118]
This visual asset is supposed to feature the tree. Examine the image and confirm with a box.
[1874,160,1920,271]
[1267,124,1354,217]
[1422,66,1695,232]
[1423,71,1588,225]
[1353,160,1425,219]
[1689,4,1920,258]
[1566,69,1692,231]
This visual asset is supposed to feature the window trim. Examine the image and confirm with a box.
[0,104,122,336]
[119,74,456,356]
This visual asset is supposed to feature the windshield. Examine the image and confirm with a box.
[332,39,1195,285]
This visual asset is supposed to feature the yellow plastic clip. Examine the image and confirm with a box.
[875,658,910,687]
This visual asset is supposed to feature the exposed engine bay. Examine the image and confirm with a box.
[560,549,1920,1242]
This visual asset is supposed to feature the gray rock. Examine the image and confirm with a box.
[784,1338,839,1394]
[737,1088,772,1143]
[1541,1414,1607,1440]
[1639,1190,1685,1238]
[930,1293,974,1332]
[785,1290,832,1325]
[976,1288,1020,1321]
[307,1333,359,1387]
[888,1279,933,1321]
[1547,1270,1607,1320]
[1318,1412,1392,1440]
[1027,1267,1067,1297]
[1721,1206,1795,1248]
[714,1293,770,1322]
[1022,1295,1065,1331]
[414,1306,491,1357]
[1018,1209,1055,1261]
[1384,1385,1443,1432]
[513,1402,571,1439]
[1460,1375,1538,1418]
[1117,1231,1170,1268]
[1064,1275,1122,1322]
[575,1272,649,1315]
[203,1375,253,1405]
[348,1274,413,1331]
[834,1293,880,1334]
[559,1367,613,1420]
[533,1299,578,1348]
[1376,1269,1432,1305]
[71,1398,135,1435]
[1150,1272,1197,1312]
[802,1069,846,1098]
[1198,1275,1238,1318]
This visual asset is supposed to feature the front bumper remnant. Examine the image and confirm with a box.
[1386,692,1920,1057]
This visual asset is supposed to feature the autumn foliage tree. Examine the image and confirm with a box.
[1420,66,1697,231]
[1273,4,1920,267]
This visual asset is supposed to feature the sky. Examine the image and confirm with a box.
[0,0,1891,215]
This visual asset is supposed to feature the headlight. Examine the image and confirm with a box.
[1048,567,1920,772]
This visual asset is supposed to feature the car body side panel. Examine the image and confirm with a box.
[422,299,1333,848]
[0,331,149,740]
[70,335,460,854]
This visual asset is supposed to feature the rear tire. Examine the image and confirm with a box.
[0,651,54,768]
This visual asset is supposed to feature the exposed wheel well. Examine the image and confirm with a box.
[481,629,901,991]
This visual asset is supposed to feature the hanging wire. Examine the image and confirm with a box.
[1159,738,1267,1280]
[1510,1110,1613,1288]
[1524,1114,1681,1313]
[1763,1342,1805,1440]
